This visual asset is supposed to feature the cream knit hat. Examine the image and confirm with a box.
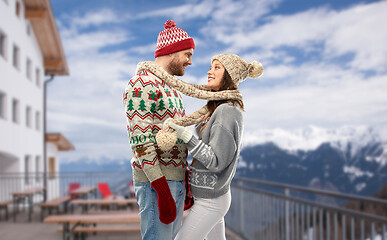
[212,54,264,87]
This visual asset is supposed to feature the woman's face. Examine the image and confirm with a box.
[207,60,225,91]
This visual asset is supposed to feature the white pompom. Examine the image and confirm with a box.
[156,130,177,151]
[248,61,264,79]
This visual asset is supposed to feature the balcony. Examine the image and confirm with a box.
[227,178,387,240]
[0,172,386,240]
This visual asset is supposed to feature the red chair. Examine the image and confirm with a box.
[98,183,112,199]
[68,183,80,199]
[128,181,135,198]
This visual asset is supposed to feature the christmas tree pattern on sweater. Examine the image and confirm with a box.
[124,69,188,182]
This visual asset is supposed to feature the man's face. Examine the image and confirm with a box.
[167,49,193,76]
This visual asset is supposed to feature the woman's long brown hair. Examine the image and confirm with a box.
[206,70,245,116]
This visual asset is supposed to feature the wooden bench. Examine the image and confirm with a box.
[58,225,141,239]
[70,197,137,213]
[40,196,71,220]
[0,199,13,221]
[44,211,141,240]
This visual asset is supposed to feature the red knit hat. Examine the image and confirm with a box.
[155,20,195,58]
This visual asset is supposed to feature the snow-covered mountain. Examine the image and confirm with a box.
[238,125,387,197]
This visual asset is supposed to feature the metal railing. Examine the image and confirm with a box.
[0,171,133,203]
[226,177,387,240]
[2,171,386,240]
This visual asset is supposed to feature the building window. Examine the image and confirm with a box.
[35,111,40,130]
[26,58,32,80]
[15,1,21,18]
[12,98,19,123]
[26,106,32,128]
[49,157,56,179]
[13,44,20,70]
[35,156,41,182]
[0,91,6,119]
[25,155,30,184]
[0,30,7,59]
[36,68,41,87]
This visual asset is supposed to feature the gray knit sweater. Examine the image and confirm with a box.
[187,103,244,199]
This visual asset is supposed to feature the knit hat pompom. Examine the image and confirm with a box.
[248,61,264,79]
[156,130,177,151]
[164,20,176,29]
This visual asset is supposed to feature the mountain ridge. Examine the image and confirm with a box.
[237,139,387,197]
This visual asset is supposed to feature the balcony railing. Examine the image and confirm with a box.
[1,172,386,240]
[226,177,387,240]
[0,171,133,203]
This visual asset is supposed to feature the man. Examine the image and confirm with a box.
[123,20,194,240]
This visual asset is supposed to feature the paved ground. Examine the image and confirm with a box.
[0,206,244,240]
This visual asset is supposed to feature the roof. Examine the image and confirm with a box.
[46,133,74,151]
[23,0,69,75]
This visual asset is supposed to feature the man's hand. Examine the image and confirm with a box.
[151,176,177,224]
[168,122,193,143]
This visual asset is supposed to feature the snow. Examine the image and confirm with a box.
[237,156,247,168]
[343,166,374,178]
[355,182,366,192]
[242,125,385,158]
[366,234,387,240]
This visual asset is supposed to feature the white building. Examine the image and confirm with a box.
[0,0,69,200]
[46,133,74,199]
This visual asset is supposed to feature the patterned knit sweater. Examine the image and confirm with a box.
[187,103,243,199]
[123,63,188,182]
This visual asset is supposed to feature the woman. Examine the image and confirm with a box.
[165,54,263,240]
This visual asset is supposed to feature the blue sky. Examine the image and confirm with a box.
[47,0,387,163]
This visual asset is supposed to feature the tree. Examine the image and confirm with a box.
[168,99,174,108]
[174,98,178,108]
[158,99,166,111]
[150,103,157,113]
[138,99,146,111]
[127,99,134,111]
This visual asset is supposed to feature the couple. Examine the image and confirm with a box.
[123,20,263,240]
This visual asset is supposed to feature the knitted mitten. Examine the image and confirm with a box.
[151,176,177,224]
[156,106,210,151]
[184,169,194,211]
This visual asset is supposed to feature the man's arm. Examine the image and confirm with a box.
[124,79,176,224]
[124,83,163,182]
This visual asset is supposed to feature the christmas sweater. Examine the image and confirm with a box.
[123,62,188,182]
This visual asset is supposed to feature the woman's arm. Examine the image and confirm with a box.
[187,124,238,172]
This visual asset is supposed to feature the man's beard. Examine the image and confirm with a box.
[168,58,185,76]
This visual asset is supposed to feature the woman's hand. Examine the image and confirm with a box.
[168,122,193,143]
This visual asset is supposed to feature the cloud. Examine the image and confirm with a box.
[48,0,387,163]
[48,10,138,162]
[324,2,387,72]
[204,1,387,73]
[240,68,387,131]
[61,30,129,54]
[137,0,217,21]
[128,43,156,55]
[187,0,387,141]
[60,8,125,29]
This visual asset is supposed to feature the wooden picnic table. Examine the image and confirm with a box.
[44,211,141,240]
[40,196,71,220]
[69,186,97,199]
[12,187,46,222]
[70,197,137,213]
